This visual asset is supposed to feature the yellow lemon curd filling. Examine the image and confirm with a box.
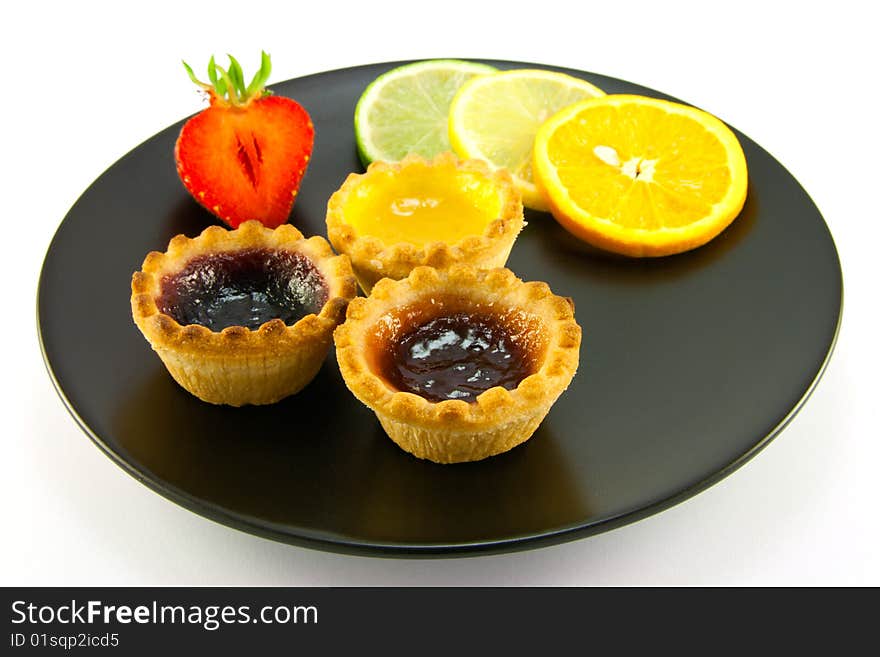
[341,166,503,246]
[326,153,524,294]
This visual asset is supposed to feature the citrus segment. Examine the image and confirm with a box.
[354,60,497,167]
[448,69,605,210]
[533,94,748,256]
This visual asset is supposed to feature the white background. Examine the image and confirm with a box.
[3,0,877,586]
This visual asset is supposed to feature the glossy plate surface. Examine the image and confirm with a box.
[37,61,842,556]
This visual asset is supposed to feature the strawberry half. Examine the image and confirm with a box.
[175,52,314,229]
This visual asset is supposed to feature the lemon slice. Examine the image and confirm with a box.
[532,94,748,257]
[448,69,605,210]
[354,60,497,167]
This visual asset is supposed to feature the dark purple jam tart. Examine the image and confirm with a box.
[131,221,357,406]
[334,265,581,463]
[156,248,328,332]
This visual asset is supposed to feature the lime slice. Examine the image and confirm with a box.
[448,69,605,210]
[354,59,497,167]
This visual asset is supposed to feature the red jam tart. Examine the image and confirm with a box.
[334,265,581,463]
[131,221,357,406]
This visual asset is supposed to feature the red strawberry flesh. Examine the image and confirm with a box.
[175,95,314,228]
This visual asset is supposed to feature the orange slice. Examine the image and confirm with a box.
[532,94,748,257]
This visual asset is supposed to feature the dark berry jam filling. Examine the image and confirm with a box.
[378,311,536,403]
[157,248,328,331]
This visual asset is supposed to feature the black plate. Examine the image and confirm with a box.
[37,60,842,556]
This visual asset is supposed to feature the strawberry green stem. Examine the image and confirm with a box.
[182,51,273,107]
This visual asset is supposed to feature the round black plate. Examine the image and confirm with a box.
[38,60,842,556]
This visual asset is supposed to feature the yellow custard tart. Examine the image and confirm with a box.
[334,265,581,463]
[326,152,524,293]
[131,221,357,406]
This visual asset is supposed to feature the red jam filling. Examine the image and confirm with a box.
[157,248,328,331]
[373,305,542,403]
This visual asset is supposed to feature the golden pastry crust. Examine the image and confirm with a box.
[131,220,357,406]
[325,152,524,293]
[334,265,581,463]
